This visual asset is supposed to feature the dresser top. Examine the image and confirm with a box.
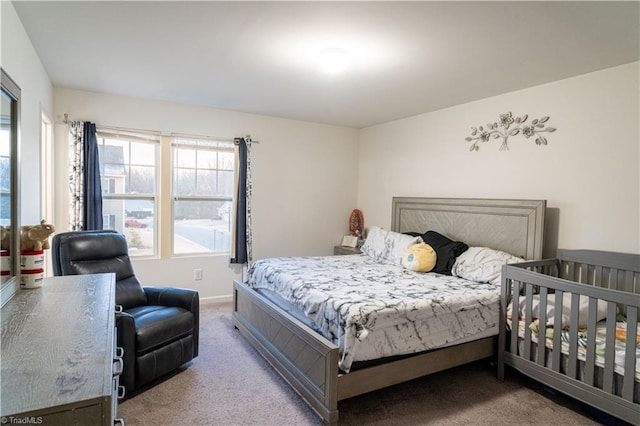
[1,273,116,416]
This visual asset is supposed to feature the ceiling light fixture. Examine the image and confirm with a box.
[318,48,349,73]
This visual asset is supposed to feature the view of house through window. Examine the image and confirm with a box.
[97,130,158,256]
[97,129,235,257]
[172,137,235,255]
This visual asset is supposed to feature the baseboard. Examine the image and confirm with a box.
[200,294,233,305]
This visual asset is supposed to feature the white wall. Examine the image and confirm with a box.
[54,89,359,302]
[1,1,54,225]
[358,62,640,255]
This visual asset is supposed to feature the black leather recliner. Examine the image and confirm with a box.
[51,230,199,396]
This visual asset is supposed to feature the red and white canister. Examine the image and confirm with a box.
[20,268,44,289]
[21,249,45,270]
[0,250,10,274]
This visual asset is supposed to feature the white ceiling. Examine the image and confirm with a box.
[12,1,640,128]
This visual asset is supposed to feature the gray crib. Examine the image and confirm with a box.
[498,249,639,424]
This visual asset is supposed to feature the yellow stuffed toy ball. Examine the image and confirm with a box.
[401,243,437,272]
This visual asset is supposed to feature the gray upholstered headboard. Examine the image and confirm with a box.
[391,197,546,260]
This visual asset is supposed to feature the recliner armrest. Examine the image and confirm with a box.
[143,286,199,313]
[143,286,199,358]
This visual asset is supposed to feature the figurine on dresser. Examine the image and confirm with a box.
[20,220,55,251]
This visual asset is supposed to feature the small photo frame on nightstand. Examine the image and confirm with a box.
[341,235,358,248]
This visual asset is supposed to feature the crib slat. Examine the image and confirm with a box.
[583,297,598,386]
[551,290,563,373]
[524,283,534,361]
[609,268,619,290]
[509,280,521,355]
[566,261,576,282]
[603,303,617,394]
[622,306,637,402]
[578,263,588,284]
[589,264,598,286]
[594,265,603,287]
[536,287,548,365]
[567,293,581,379]
[602,267,611,289]
[622,270,634,293]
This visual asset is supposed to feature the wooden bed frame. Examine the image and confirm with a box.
[232,197,546,424]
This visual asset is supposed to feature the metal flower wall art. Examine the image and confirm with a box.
[465,112,556,152]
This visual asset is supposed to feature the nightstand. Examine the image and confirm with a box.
[333,245,362,255]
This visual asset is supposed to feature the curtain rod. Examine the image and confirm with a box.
[63,114,161,136]
[62,113,259,143]
[173,132,259,144]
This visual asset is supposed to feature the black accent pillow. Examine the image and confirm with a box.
[421,230,468,275]
[403,232,422,237]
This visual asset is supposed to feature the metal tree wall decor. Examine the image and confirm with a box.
[465,112,556,151]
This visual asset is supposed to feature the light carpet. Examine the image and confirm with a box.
[118,303,622,425]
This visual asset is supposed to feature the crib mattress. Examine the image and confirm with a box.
[514,321,640,403]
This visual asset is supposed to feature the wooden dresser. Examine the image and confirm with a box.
[1,273,124,425]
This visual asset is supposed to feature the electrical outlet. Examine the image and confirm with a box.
[193,269,203,281]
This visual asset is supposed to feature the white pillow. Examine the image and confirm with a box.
[451,246,524,285]
[361,226,421,265]
[507,293,609,328]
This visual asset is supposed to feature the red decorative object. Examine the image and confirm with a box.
[349,209,364,237]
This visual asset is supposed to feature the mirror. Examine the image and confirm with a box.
[0,68,21,306]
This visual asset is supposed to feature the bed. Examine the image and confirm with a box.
[498,249,639,424]
[232,197,546,424]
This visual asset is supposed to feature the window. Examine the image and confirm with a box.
[103,214,116,230]
[102,178,116,194]
[171,137,235,255]
[96,129,237,258]
[97,130,159,257]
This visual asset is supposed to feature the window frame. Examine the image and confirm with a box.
[169,135,236,257]
[97,128,161,258]
[97,129,237,259]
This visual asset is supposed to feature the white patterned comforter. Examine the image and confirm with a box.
[246,254,501,372]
